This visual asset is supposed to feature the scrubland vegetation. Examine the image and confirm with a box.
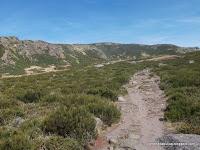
[0,62,144,149]
[1,49,200,149]
[154,52,200,134]
[0,45,5,58]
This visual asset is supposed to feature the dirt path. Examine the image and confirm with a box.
[95,69,167,150]
[138,55,180,62]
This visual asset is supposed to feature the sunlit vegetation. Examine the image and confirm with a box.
[0,43,182,75]
[43,107,96,142]
[42,136,82,150]
[1,49,199,149]
[0,62,144,149]
[154,51,200,134]
[0,45,5,58]
[0,129,32,150]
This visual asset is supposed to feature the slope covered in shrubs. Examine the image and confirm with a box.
[43,106,97,141]
[0,62,143,149]
[154,52,200,134]
[1,50,200,148]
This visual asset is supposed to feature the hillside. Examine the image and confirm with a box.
[1,51,200,149]
[1,37,200,149]
[0,61,143,149]
[0,36,199,75]
[154,51,200,134]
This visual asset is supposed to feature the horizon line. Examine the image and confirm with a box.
[0,35,199,48]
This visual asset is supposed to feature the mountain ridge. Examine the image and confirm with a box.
[0,36,199,75]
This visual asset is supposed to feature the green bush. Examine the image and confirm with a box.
[43,107,96,141]
[87,88,118,101]
[43,136,82,150]
[42,91,64,103]
[59,94,99,108]
[17,89,42,103]
[86,102,121,126]
[0,108,24,125]
[168,92,186,103]
[20,119,43,140]
[0,129,32,150]
[60,94,120,125]
[177,122,200,135]
[0,98,24,125]
[0,98,19,109]
[113,75,129,85]
[0,61,141,147]
[154,52,200,134]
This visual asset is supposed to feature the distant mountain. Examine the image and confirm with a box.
[0,36,199,75]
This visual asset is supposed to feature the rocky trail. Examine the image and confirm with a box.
[93,69,168,150]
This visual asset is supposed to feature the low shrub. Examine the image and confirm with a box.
[42,91,64,103]
[17,89,42,103]
[20,119,43,140]
[60,94,100,108]
[0,129,32,150]
[164,91,196,121]
[42,107,96,142]
[177,122,200,135]
[59,94,121,125]
[87,88,118,101]
[0,61,141,147]
[86,102,121,126]
[0,108,24,125]
[167,92,186,102]
[113,75,129,85]
[43,136,82,150]
[0,99,19,110]
[154,52,200,134]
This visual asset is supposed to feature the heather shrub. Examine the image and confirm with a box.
[0,129,32,150]
[43,107,96,142]
[86,102,120,126]
[43,136,82,150]
[17,89,42,103]
[87,88,118,101]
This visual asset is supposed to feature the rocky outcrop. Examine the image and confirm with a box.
[0,37,108,66]
[0,37,65,64]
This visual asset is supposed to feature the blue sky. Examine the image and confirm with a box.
[0,0,200,46]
